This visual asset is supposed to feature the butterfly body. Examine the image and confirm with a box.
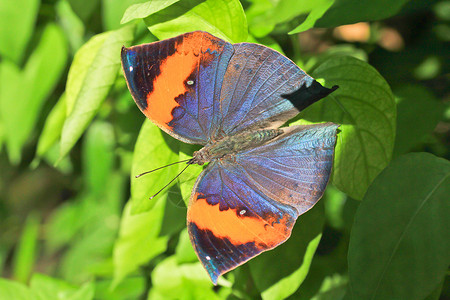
[121,31,339,284]
[191,128,283,165]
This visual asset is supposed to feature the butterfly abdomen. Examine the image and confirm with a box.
[191,129,283,165]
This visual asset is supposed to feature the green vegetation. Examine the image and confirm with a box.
[0,0,448,299]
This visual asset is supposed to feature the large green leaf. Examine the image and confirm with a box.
[249,202,324,300]
[347,153,450,300]
[59,24,135,161]
[393,85,444,157]
[112,200,169,288]
[315,0,411,28]
[0,0,39,63]
[296,56,396,200]
[0,24,67,164]
[120,0,180,24]
[144,0,248,43]
[130,120,180,214]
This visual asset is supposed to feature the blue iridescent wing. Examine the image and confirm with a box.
[216,43,336,138]
[187,123,339,283]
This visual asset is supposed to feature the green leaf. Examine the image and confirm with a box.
[296,56,396,200]
[112,200,169,287]
[144,0,248,43]
[30,273,94,300]
[149,256,219,299]
[120,0,180,24]
[289,0,335,34]
[347,153,450,300]
[56,0,85,53]
[393,85,444,157]
[0,0,39,63]
[0,278,32,300]
[103,0,148,30]
[130,121,179,214]
[247,0,334,37]
[36,94,67,158]
[315,0,411,28]
[95,277,145,300]
[0,24,67,164]
[12,213,40,283]
[59,24,135,161]
[68,0,101,22]
[83,121,115,197]
[175,229,197,264]
[250,202,325,300]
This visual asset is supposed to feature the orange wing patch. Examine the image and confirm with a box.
[145,32,223,130]
[188,193,293,248]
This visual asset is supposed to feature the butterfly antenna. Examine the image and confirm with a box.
[135,159,191,178]
[149,163,191,200]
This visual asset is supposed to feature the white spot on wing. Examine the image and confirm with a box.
[129,66,133,72]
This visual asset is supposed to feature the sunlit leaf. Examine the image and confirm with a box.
[83,121,115,197]
[120,0,180,24]
[12,214,40,283]
[130,120,179,214]
[112,200,168,287]
[0,24,67,164]
[0,0,39,63]
[0,279,32,300]
[347,153,450,300]
[145,0,248,43]
[59,24,135,161]
[296,56,396,200]
[149,256,219,299]
[30,274,94,300]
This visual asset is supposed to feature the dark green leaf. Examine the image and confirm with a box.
[315,0,411,28]
[36,94,67,158]
[59,24,135,161]
[145,0,248,43]
[347,153,450,300]
[393,85,444,157]
[295,56,396,200]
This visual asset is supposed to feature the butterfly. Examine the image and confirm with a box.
[121,31,339,284]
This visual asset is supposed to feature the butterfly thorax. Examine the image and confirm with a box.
[190,129,283,165]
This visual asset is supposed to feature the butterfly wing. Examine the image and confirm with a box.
[216,43,336,138]
[187,123,339,283]
[121,31,234,144]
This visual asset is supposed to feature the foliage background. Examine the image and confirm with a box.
[0,0,449,299]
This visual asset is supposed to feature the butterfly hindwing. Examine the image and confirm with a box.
[187,123,339,283]
[121,31,234,144]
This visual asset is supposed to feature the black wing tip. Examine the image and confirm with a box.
[281,80,339,112]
